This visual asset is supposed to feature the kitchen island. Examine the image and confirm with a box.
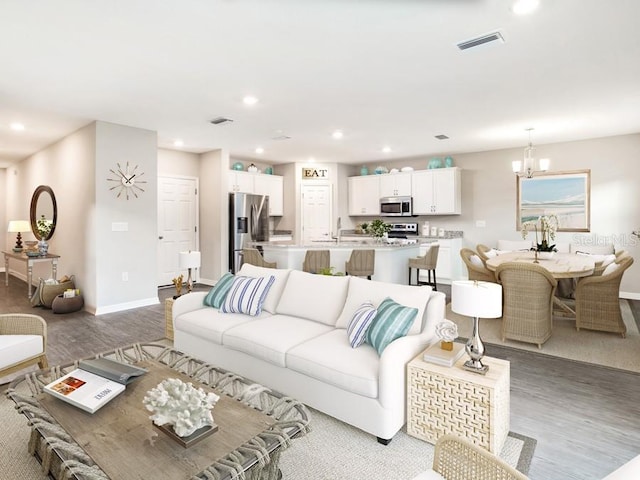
[257,242,419,284]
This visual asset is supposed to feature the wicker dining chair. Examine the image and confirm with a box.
[476,244,493,262]
[242,248,277,268]
[0,313,49,378]
[302,250,330,274]
[345,249,375,279]
[408,244,439,290]
[412,434,529,480]
[460,248,496,283]
[575,255,634,337]
[495,262,557,348]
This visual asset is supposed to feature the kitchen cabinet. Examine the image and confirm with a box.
[228,171,284,216]
[379,172,412,197]
[348,175,380,216]
[411,167,461,215]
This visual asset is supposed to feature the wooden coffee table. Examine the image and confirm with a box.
[7,343,309,480]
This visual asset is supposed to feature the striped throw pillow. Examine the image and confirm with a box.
[221,275,276,316]
[347,302,378,348]
[203,272,235,308]
[366,297,418,355]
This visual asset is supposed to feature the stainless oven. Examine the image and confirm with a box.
[380,196,413,217]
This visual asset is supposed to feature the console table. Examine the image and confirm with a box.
[3,251,60,298]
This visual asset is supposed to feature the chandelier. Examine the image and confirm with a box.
[512,128,550,178]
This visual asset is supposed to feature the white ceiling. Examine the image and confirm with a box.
[1,0,640,168]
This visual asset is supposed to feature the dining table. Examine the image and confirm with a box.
[485,251,597,316]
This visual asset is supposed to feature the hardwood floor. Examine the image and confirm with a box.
[2,277,639,479]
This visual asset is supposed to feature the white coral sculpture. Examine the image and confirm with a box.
[143,378,220,437]
[435,320,459,342]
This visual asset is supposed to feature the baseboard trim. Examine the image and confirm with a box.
[94,296,160,315]
[621,291,640,300]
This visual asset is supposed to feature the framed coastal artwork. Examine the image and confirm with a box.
[516,170,591,232]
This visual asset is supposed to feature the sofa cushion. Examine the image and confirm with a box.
[203,272,235,308]
[276,270,349,325]
[336,276,430,335]
[237,264,292,314]
[174,308,266,344]
[0,335,44,369]
[347,302,377,348]
[223,315,334,367]
[366,297,418,355]
[221,275,275,316]
[286,329,379,398]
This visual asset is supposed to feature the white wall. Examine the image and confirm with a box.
[158,148,200,177]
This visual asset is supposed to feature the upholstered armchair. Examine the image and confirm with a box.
[345,249,375,279]
[408,244,439,290]
[242,248,277,269]
[0,313,49,378]
[459,248,496,283]
[575,255,634,337]
[412,434,528,480]
[495,262,557,348]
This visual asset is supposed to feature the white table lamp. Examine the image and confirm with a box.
[179,251,201,293]
[451,280,502,374]
[8,220,31,252]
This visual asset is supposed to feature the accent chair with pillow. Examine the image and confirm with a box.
[460,248,496,283]
[575,255,634,337]
[0,313,48,379]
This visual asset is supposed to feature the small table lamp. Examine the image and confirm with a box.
[8,220,31,252]
[451,280,502,375]
[179,251,201,293]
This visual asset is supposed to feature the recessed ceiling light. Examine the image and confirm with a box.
[512,0,539,15]
[382,146,392,154]
[243,95,259,106]
[332,130,344,139]
[255,147,264,154]
[173,139,184,147]
[10,122,25,131]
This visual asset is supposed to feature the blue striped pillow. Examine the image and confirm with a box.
[366,297,418,355]
[203,272,235,308]
[221,275,275,316]
[347,302,377,348]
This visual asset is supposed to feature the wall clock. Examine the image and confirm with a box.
[107,161,147,199]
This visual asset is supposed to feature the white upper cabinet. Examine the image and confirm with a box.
[228,171,284,216]
[411,167,461,215]
[348,175,380,216]
[379,172,412,197]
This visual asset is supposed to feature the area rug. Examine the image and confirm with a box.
[446,299,640,373]
[279,407,535,479]
[0,386,535,480]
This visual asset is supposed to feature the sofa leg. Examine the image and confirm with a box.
[377,437,392,445]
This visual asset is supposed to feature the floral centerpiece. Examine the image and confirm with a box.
[36,214,53,238]
[521,214,559,261]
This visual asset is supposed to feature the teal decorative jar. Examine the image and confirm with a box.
[232,162,244,171]
[360,166,369,176]
[445,156,454,167]
[265,167,273,175]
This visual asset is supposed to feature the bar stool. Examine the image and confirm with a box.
[302,250,330,274]
[242,248,277,268]
[345,249,375,280]
[408,244,439,290]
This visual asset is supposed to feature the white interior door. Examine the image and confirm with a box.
[158,176,199,286]
[302,184,332,244]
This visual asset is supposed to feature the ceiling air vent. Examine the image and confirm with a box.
[435,134,449,140]
[210,117,234,125]
[271,135,291,141]
[457,31,504,51]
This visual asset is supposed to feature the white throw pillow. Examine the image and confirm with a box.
[237,264,291,314]
[469,254,484,268]
[571,243,615,255]
[603,262,620,276]
[484,248,498,258]
[347,302,377,348]
[221,275,275,316]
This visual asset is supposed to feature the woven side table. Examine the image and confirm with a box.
[407,353,510,453]
[164,297,175,340]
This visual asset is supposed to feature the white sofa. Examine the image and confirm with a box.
[173,263,446,443]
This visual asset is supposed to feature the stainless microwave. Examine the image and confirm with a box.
[380,196,413,217]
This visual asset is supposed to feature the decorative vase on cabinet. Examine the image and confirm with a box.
[360,166,369,176]
[38,239,49,256]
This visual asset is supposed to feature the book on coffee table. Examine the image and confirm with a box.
[78,357,148,385]
[43,369,126,414]
[422,342,465,367]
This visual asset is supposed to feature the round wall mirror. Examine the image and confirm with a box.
[30,185,57,241]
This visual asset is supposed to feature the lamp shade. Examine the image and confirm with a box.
[8,220,31,233]
[451,281,502,319]
[179,251,201,269]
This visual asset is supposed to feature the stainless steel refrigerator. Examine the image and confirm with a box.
[229,192,270,273]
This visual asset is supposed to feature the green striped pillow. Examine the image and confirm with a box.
[366,297,418,355]
[203,272,235,308]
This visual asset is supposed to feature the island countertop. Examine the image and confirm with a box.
[256,242,420,284]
